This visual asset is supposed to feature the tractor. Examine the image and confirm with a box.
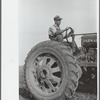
[19,29,97,100]
[76,34,97,93]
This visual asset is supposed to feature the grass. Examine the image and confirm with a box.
[19,88,97,100]
[70,92,97,100]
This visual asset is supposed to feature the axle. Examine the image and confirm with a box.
[73,32,97,36]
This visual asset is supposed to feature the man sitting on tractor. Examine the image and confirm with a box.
[48,15,79,54]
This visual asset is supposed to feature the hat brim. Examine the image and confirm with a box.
[54,18,62,21]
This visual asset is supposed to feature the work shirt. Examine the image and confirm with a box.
[48,24,63,42]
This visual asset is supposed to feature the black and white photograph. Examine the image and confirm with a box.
[18,0,98,100]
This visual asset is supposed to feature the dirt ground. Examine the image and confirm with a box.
[19,91,97,100]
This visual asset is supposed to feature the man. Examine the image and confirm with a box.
[48,15,79,54]
[48,15,69,42]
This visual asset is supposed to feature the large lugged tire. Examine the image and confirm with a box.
[24,40,82,100]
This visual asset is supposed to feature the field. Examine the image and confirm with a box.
[19,91,97,100]
[69,93,97,100]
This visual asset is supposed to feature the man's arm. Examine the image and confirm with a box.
[55,27,69,35]
[55,29,66,35]
[49,26,69,37]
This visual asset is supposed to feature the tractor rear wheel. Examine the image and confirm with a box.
[24,41,82,100]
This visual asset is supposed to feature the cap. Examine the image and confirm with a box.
[54,15,62,21]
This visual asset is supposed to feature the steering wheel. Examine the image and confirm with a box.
[65,27,75,42]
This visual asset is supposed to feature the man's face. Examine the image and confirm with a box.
[55,20,61,26]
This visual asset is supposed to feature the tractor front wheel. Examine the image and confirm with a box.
[24,41,82,100]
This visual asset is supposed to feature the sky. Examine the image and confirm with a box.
[19,0,97,65]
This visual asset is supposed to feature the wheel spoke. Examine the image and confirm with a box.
[36,56,43,67]
[41,85,49,93]
[38,60,43,67]
[47,58,55,67]
[52,75,61,83]
[42,57,48,66]
[44,78,55,92]
[37,56,43,61]
[51,66,60,73]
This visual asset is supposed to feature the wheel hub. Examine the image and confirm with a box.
[40,69,48,79]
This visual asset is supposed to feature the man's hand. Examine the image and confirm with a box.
[64,27,73,39]
[69,27,74,33]
[65,27,70,31]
